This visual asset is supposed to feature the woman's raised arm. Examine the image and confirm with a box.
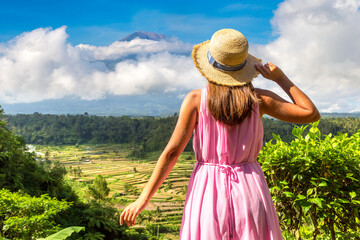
[255,62,321,124]
[119,89,201,227]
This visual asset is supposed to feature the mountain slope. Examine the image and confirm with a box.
[119,31,169,41]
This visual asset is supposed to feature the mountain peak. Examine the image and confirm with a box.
[119,31,169,42]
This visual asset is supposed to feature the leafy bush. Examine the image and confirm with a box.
[0,189,71,240]
[258,122,360,239]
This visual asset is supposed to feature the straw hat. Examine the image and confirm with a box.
[192,29,261,86]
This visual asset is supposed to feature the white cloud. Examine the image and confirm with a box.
[253,0,360,112]
[77,35,193,61]
[0,26,205,104]
[1,0,359,113]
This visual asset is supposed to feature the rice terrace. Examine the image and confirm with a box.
[32,143,196,240]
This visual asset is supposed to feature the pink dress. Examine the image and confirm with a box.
[179,87,283,240]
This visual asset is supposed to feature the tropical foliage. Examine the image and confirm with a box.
[258,122,360,239]
[0,189,71,239]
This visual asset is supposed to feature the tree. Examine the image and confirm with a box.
[88,175,110,202]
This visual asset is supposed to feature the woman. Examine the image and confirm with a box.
[120,29,320,239]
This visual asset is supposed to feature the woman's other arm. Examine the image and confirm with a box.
[255,62,321,123]
[119,89,201,227]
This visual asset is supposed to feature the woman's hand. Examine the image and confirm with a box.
[255,61,320,123]
[120,197,149,226]
[255,62,286,83]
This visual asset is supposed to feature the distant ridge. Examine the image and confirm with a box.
[320,112,360,118]
[119,31,169,42]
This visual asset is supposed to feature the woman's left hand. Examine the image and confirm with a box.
[120,197,149,226]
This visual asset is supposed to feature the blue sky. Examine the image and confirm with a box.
[0,0,282,45]
[1,0,360,113]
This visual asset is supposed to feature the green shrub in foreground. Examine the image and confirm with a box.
[0,189,71,240]
[258,122,360,240]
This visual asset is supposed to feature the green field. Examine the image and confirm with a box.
[31,144,196,239]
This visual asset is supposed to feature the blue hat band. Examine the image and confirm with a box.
[207,51,247,72]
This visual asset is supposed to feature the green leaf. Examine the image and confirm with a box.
[292,127,304,138]
[347,176,359,182]
[350,192,356,199]
[295,194,307,201]
[302,205,312,215]
[307,188,314,196]
[310,181,317,186]
[337,198,350,204]
[330,201,342,208]
[37,226,85,240]
[309,198,323,208]
[280,181,289,185]
[310,120,320,128]
[283,192,294,198]
[272,133,281,141]
[272,186,281,191]
[319,181,327,187]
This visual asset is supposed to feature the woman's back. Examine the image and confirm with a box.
[180,87,283,240]
[193,87,263,165]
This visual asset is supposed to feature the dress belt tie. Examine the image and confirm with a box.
[197,161,251,183]
[196,161,252,239]
[219,165,238,183]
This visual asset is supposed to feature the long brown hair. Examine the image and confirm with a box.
[207,81,260,126]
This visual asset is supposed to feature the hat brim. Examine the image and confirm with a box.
[192,40,261,86]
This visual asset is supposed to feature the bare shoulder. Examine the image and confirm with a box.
[254,87,292,117]
[254,88,273,99]
[254,88,276,116]
[177,89,202,124]
[185,89,202,99]
[182,89,202,110]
